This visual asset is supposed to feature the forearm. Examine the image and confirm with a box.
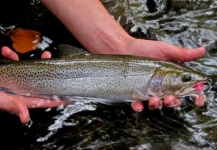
[40,0,133,54]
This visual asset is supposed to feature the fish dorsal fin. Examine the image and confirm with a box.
[132,89,149,101]
[57,44,88,58]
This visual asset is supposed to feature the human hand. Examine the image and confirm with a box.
[125,39,206,112]
[1,46,52,61]
[125,39,205,62]
[0,46,66,124]
[131,94,206,112]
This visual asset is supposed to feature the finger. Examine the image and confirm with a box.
[193,94,205,107]
[174,98,182,107]
[148,97,162,110]
[10,100,30,124]
[163,95,181,108]
[1,46,19,61]
[180,47,205,62]
[0,92,30,123]
[9,92,67,109]
[164,44,205,62]
[12,95,68,108]
[41,51,52,59]
[131,101,144,112]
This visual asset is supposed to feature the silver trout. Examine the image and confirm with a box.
[0,45,209,102]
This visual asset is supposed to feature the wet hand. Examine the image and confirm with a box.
[0,46,66,124]
[125,39,205,62]
[0,92,66,123]
[1,46,51,60]
[131,94,205,112]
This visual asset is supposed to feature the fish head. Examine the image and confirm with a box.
[148,68,209,98]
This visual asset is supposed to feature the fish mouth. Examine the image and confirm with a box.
[192,80,210,92]
[176,79,210,97]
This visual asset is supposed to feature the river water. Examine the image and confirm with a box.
[0,0,217,149]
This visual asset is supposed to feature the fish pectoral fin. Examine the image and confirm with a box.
[57,44,88,58]
[132,89,149,101]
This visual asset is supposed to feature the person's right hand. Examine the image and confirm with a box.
[0,46,67,124]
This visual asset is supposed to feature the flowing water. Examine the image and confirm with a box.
[1,0,217,149]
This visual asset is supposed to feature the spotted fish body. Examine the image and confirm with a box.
[0,46,208,102]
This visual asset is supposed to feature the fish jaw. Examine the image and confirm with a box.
[174,80,209,98]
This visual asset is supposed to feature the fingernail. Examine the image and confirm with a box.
[136,105,144,112]
[131,101,144,112]
[19,113,22,119]
[22,119,33,128]
[195,94,205,107]
[149,98,161,110]
[168,100,175,107]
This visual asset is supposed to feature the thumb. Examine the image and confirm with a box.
[12,100,30,124]
[164,44,205,62]
[180,47,206,62]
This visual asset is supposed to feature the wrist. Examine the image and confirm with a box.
[88,29,134,55]
[40,0,135,55]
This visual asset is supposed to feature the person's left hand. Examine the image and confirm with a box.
[1,46,67,124]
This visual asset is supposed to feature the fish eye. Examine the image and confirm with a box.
[182,74,192,82]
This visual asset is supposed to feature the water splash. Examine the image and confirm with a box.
[37,102,97,142]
